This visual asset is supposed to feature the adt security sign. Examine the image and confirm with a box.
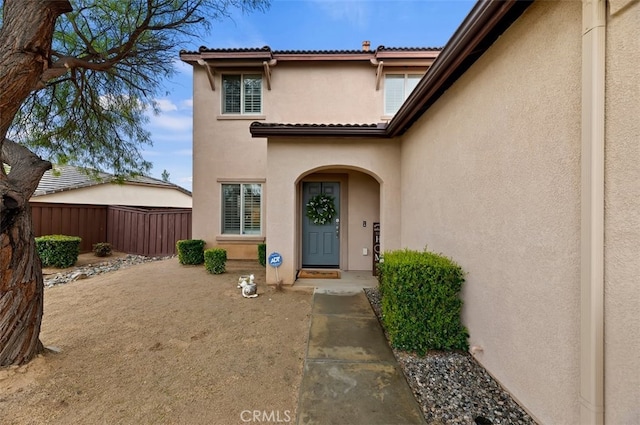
[268,252,283,268]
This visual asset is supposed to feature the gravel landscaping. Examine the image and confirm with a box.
[43,254,172,287]
[365,287,537,425]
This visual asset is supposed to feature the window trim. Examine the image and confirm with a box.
[220,182,263,237]
[383,73,422,116]
[221,73,263,115]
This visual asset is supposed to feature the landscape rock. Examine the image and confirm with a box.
[44,254,173,288]
[364,287,537,425]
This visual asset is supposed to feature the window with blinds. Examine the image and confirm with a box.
[222,183,262,235]
[222,74,262,114]
[384,74,422,116]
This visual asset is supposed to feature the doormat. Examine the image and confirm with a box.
[298,269,341,279]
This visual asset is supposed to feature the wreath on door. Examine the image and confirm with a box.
[306,194,336,225]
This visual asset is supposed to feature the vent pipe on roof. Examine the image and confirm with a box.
[362,40,371,51]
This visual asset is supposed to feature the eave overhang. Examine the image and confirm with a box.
[249,0,533,140]
[387,0,534,137]
[179,46,441,67]
[249,123,389,139]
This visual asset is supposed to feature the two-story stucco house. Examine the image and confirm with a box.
[179,43,439,267]
[181,0,638,423]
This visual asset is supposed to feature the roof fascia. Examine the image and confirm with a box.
[198,51,273,61]
[375,51,440,60]
[387,0,534,137]
[250,124,389,139]
[273,52,373,61]
[182,50,440,65]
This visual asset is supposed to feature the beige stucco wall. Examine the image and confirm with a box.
[191,66,267,255]
[346,171,380,270]
[399,2,582,423]
[191,58,425,258]
[266,62,417,123]
[604,0,640,423]
[32,184,192,208]
[265,138,399,284]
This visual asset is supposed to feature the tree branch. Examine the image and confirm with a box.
[1,138,52,198]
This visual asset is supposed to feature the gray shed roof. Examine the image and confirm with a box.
[32,165,191,197]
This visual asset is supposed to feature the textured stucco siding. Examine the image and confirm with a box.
[346,171,380,270]
[266,62,386,123]
[265,139,400,284]
[399,2,582,423]
[191,61,419,258]
[191,66,267,255]
[604,0,640,423]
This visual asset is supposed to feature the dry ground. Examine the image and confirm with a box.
[0,256,313,425]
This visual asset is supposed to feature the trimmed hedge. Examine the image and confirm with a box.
[35,235,81,268]
[93,242,113,257]
[204,248,227,274]
[176,239,205,265]
[258,243,266,267]
[378,249,469,354]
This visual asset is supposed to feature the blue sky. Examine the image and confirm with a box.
[144,0,475,191]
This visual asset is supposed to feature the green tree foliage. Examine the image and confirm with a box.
[3,0,268,178]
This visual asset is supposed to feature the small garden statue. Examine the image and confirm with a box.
[237,274,258,298]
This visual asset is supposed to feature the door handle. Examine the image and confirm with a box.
[335,218,340,238]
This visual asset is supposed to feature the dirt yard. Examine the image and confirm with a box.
[0,256,313,424]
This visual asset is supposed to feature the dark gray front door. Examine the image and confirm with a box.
[302,182,340,268]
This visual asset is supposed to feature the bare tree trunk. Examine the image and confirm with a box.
[0,201,46,365]
[0,0,71,366]
[1,140,53,366]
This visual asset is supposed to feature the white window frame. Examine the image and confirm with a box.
[221,73,263,115]
[221,183,262,235]
[384,73,422,116]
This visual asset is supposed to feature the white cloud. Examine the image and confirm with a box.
[181,99,193,109]
[148,113,192,132]
[155,98,178,112]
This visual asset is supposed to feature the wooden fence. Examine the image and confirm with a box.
[31,203,107,253]
[107,206,192,256]
[30,202,191,256]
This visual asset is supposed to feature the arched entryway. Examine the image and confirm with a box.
[296,167,380,275]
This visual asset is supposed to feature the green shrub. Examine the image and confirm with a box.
[176,239,205,265]
[204,248,227,274]
[93,242,113,257]
[258,243,266,267]
[378,249,469,354]
[35,235,81,268]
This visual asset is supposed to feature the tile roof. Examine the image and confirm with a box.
[32,165,191,197]
[271,47,440,55]
[251,123,383,128]
[249,122,388,138]
[179,45,442,56]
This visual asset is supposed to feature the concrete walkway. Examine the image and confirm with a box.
[296,290,426,425]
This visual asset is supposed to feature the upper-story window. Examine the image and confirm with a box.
[221,74,262,114]
[384,74,422,116]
